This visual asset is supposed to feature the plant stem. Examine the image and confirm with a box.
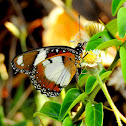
[96,74,126,126]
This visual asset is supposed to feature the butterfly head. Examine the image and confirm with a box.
[74,41,87,54]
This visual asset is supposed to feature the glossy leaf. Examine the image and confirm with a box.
[120,43,126,83]
[59,88,87,121]
[112,0,126,16]
[96,39,122,50]
[33,101,61,121]
[117,7,126,38]
[78,74,89,87]
[85,69,111,94]
[105,18,117,38]
[62,117,74,126]
[86,30,113,50]
[86,71,112,94]
[85,76,96,94]
[85,102,103,126]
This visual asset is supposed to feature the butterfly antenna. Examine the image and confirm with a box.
[78,15,81,43]
[82,52,89,59]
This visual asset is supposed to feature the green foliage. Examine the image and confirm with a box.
[117,7,126,38]
[85,70,112,94]
[59,88,82,121]
[96,39,122,50]
[112,0,126,16]
[34,88,87,123]
[85,102,103,126]
[59,91,87,121]
[33,101,61,121]
[62,117,74,126]
[120,43,126,83]
[78,74,89,87]
[86,30,113,50]
[105,18,117,37]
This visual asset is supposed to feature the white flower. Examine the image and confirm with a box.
[81,49,102,68]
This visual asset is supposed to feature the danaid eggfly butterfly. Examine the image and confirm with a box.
[11,43,85,97]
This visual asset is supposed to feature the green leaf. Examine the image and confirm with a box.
[85,76,96,94]
[85,102,103,126]
[62,117,74,126]
[86,30,113,50]
[59,88,87,121]
[96,39,122,50]
[112,0,126,16]
[85,69,106,94]
[78,73,89,87]
[79,69,87,80]
[33,101,61,121]
[78,70,89,87]
[105,18,117,38]
[85,70,112,94]
[120,43,126,83]
[117,7,126,38]
[0,106,5,126]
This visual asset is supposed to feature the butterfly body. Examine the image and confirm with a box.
[11,43,85,97]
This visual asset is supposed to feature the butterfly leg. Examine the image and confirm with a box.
[75,68,79,82]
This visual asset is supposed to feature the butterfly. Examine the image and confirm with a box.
[11,42,86,97]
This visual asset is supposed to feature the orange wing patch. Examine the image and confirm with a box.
[35,63,61,92]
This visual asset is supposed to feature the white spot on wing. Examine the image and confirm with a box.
[55,49,59,53]
[42,56,71,87]
[34,49,46,66]
[17,56,24,66]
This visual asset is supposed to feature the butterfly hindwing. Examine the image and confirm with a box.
[30,53,76,97]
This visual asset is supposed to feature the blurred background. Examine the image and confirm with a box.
[0,0,126,126]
